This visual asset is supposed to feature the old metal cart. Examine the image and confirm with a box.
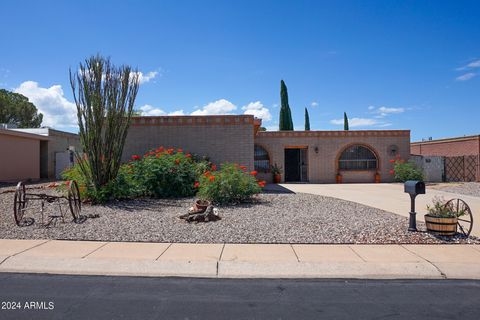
[445,198,474,237]
[13,180,86,227]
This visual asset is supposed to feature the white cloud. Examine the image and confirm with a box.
[138,104,167,116]
[330,117,378,127]
[242,101,271,121]
[14,81,77,129]
[311,101,319,107]
[168,110,185,116]
[138,105,185,116]
[191,99,237,115]
[467,60,480,68]
[368,105,405,118]
[457,59,480,70]
[134,71,158,84]
[376,123,392,128]
[456,72,476,81]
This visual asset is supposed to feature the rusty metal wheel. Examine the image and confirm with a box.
[13,181,34,227]
[68,180,86,223]
[445,198,474,237]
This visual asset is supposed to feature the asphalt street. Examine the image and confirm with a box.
[0,273,479,320]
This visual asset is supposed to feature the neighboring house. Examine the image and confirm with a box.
[123,115,411,183]
[12,128,81,179]
[411,135,480,182]
[0,128,49,182]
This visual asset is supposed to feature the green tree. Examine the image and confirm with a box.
[344,112,349,130]
[0,89,43,128]
[69,54,140,198]
[304,107,310,131]
[279,80,294,130]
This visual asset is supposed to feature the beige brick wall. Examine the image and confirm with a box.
[123,115,255,169]
[255,130,411,183]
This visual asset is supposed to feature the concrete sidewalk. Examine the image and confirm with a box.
[1,239,479,279]
[280,183,480,237]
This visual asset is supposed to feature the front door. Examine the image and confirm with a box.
[284,148,308,182]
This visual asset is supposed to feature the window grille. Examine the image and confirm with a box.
[254,145,270,172]
[339,145,378,170]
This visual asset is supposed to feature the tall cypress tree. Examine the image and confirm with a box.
[279,80,294,130]
[344,112,349,131]
[304,107,310,131]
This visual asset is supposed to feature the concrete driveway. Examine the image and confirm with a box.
[280,183,480,237]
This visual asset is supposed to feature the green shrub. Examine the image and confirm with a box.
[62,160,137,203]
[196,163,263,204]
[390,159,424,182]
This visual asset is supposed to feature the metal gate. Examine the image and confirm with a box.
[444,155,478,182]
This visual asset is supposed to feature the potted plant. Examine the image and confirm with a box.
[424,197,463,236]
[374,172,381,183]
[271,163,282,183]
[336,172,343,183]
[195,199,211,212]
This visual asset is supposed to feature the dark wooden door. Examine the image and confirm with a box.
[285,149,301,182]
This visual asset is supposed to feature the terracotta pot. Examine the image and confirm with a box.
[336,174,342,184]
[374,173,381,183]
[424,214,458,236]
[273,174,282,184]
[195,199,211,211]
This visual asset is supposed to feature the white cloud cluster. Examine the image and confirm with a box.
[330,117,378,127]
[14,81,77,129]
[311,101,319,107]
[138,104,184,116]
[455,59,480,81]
[242,101,272,121]
[456,72,476,81]
[369,106,405,118]
[191,99,237,115]
[134,71,158,84]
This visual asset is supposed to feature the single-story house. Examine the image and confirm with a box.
[12,128,81,179]
[0,127,80,182]
[0,128,49,182]
[123,115,411,183]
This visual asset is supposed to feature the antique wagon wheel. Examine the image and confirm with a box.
[445,198,474,237]
[68,180,86,223]
[13,181,34,227]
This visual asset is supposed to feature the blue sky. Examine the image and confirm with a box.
[0,0,479,141]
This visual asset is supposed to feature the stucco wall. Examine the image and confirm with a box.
[0,134,41,181]
[255,130,411,183]
[46,130,81,178]
[123,115,255,169]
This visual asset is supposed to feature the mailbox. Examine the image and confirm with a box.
[404,180,426,232]
[404,181,425,196]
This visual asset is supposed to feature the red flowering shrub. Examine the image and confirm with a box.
[130,146,199,198]
[389,157,423,182]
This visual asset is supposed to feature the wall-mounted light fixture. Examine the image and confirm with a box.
[314,146,319,154]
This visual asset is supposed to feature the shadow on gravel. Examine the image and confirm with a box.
[262,184,295,194]
[103,198,187,212]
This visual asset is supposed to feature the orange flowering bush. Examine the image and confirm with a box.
[196,163,262,204]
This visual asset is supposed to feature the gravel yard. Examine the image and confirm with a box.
[0,183,478,244]
[430,182,480,198]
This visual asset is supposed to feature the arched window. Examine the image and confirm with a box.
[338,145,378,170]
[254,145,270,172]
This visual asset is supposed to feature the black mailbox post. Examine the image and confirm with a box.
[404,180,426,231]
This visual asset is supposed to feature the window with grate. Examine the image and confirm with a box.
[254,145,270,173]
[338,145,378,170]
